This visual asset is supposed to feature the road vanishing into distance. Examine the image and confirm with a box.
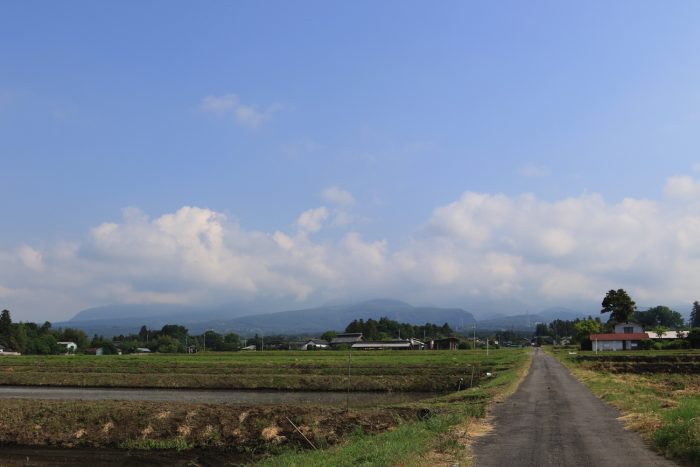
[473,348,677,467]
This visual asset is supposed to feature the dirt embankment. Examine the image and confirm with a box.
[0,399,428,454]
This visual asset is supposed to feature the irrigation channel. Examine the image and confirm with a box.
[0,386,434,406]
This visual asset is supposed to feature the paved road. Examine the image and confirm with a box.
[473,348,677,467]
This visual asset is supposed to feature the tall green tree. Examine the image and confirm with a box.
[601,289,636,323]
[634,306,684,328]
[691,301,700,328]
[0,309,12,345]
[574,318,602,342]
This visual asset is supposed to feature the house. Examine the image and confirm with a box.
[429,337,459,350]
[351,338,424,350]
[330,333,364,348]
[57,341,78,353]
[589,322,649,351]
[301,339,329,350]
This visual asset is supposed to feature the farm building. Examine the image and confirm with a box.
[646,330,688,339]
[301,339,330,350]
[0,347,21,356]
[429,337,459,350]
[351,338,425,351]
[589,322,649,351]
[330,333,364,348]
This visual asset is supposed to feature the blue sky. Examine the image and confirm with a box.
[2,2,700,321]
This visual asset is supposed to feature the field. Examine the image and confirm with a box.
[0,349,531,465]
[551,348,700,465]
[0,350,521,392]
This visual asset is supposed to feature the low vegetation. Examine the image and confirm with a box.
[550,348,700,465]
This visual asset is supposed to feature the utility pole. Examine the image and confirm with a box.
[473,324,477,350]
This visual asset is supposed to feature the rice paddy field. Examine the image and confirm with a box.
[0,349,531,465]
[0,350,523,392]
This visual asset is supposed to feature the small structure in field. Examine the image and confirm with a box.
[429,337,459,350]
[134,347,151,354]
[301,339,330,350]
[241,345,257,351]
[0,347,21,356]
[589,322,649,351]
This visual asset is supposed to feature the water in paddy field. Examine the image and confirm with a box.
[0,386,436,407]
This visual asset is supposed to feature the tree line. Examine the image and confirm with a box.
[341,317,454,341]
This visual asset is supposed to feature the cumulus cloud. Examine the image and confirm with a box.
[664,175,700,199]
[199,93,280,129]
[4,174,700,321]
[297,207,329,233]
[322,186,355,207]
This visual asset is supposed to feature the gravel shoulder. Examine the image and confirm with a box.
[472,348,677,467]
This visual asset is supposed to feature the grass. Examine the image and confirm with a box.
[549,347,700,466]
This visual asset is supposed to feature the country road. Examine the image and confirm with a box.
[473,348,677,467]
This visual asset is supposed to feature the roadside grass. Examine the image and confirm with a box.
[256,412,461,467]
[549,348,700,465]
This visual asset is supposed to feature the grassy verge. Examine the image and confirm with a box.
[549,348,700,465]
[255,349,531,466]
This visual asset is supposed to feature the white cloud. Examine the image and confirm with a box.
[296,207,329,233]
[665,175,700,199]
[4,173,700,321]
[199,93,280,129]
[17,245,44,272]
[519,164,551,178]
[322,186,355,207]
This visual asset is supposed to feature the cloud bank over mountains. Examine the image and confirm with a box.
[3,176,700,321]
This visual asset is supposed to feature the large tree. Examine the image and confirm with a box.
[634,306,684,329]
[691,301,700,328]
[601,289,636,323]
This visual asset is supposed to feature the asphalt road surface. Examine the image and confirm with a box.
[473,348,677,467]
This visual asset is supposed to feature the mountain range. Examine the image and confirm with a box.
[55,299,590,337]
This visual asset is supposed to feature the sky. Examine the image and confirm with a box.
[2,1,700,322]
